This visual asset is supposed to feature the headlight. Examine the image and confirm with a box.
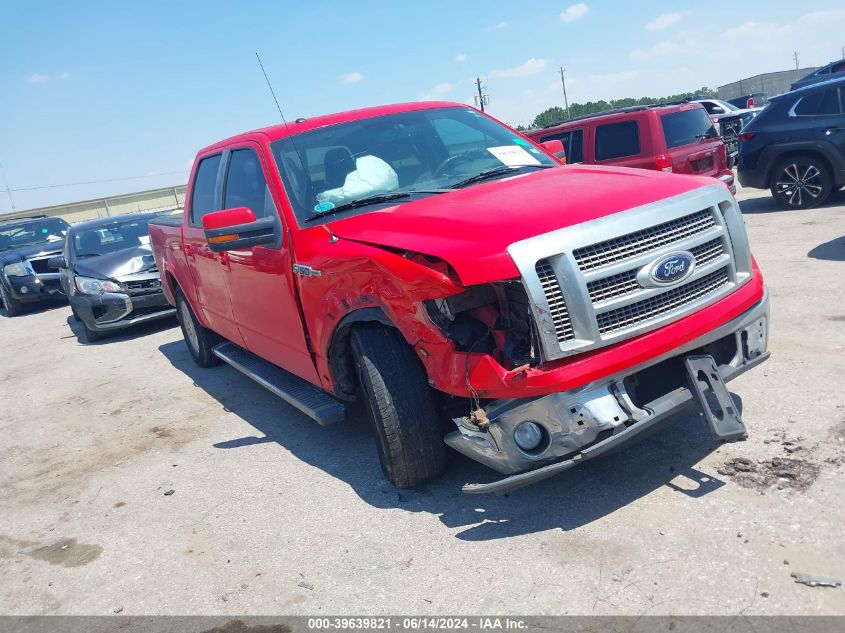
[3,261,32,277]
[74,276,122,295]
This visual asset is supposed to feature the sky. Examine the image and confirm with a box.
[2,0,844,213]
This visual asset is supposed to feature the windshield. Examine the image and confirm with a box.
[661,109,719,149]
[71,218,151,258]
[0,218,68,252]
[271,106,555,224]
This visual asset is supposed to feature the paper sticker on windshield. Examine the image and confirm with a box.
[487,145,542,167]
[314,201,335,213]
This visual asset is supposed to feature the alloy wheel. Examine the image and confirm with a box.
[774,162,824,207]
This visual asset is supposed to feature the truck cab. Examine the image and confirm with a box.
[150,101,769,494]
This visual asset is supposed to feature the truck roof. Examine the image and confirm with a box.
[198,101,464,156]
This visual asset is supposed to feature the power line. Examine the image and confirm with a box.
[8,169,189,192]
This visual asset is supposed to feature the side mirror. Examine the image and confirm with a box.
[202,207,277,253]
[540,139,564,154]
[48,255,67,269]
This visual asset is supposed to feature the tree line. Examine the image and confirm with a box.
[516,86,719,130]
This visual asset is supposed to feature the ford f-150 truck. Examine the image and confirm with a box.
[150,101,769,494]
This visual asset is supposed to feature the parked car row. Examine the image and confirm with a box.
[0,211,175,340]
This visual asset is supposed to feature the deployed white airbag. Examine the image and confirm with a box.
[316,155,399,205]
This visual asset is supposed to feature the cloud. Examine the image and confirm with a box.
[491,58,548,79]
[560,3,589,23]
[455,53,467,62]
[338,72,363,84]
[629,40,681,62]
[420,82,457,101]
[645,12,682,30]
[28,73,49,84]
[485,21,508,31]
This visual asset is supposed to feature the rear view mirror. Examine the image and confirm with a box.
[48,255,67,269]
[202,207,277,253]
[540,140,566,163]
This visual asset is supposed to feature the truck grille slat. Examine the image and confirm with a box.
[535,259,575,342]
[573,209,715,271]
[596,267,730,335]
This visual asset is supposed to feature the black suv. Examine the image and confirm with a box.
[0,215,69,316]
[737,77,845,209]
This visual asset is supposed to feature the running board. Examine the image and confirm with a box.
[212,342,346,426]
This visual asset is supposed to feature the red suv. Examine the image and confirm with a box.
[525,103,735,193]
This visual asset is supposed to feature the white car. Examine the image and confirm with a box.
[691,98,762,167]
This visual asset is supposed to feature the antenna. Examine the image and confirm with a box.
[256,52,288,123]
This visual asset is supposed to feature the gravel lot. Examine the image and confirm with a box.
[1,184,844,616]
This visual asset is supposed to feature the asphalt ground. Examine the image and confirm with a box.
[1,182,843,616]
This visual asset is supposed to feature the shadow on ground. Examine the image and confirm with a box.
[738,188,845,214]
[159,340,732,541]
[808,236,845,262]
[64,312,178,345]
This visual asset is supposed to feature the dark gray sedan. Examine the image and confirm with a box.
[49,212,176,342]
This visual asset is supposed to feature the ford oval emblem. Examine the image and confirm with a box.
[645,251,695,286]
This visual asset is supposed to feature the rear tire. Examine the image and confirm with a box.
[175,287,221,367]
[0,284,24,317]
[350,325,446,488]
[770,155,832,209]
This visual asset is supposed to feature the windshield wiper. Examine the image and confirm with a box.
[451,164,553,189]
[304,190,451,223]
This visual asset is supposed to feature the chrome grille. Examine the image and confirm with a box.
[587,269,639,303]
[536,259,574,342]
[509,187,752,361]
[573,209,715,271]
[690,238,724,265]
[597,267,730,335]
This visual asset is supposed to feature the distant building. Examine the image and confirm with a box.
[718,67,819,101]
[0,185,187,224]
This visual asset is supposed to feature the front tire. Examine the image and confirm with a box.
[770,155,832,209]
[175,288,220,367]
[350,325,446,488]
[0,284,24,317]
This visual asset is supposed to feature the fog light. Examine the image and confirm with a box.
[514,421,543,451]
[20,286,29,294]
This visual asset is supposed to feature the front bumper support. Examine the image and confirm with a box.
[450,291,770,494]
[71,290,175,332]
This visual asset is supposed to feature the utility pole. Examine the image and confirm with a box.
[474,77,489,112]
[559,67,570,120]
[793,51,799,70]
[0,162,15,212]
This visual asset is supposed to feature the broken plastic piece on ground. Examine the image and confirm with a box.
[791,572,842,588]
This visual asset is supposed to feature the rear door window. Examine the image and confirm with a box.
[794,88,843,116]
[660,109,718,148]
[540,129,584,163]
[190,154,222,225]
[595,121,640,160]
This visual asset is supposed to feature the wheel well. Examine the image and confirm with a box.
[327,309,397,401]
[765,150,835,188]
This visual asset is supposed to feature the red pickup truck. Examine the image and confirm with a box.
[150,101,769,494]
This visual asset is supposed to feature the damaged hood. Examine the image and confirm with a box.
[326,165,712,286]
[73,244,159,281]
